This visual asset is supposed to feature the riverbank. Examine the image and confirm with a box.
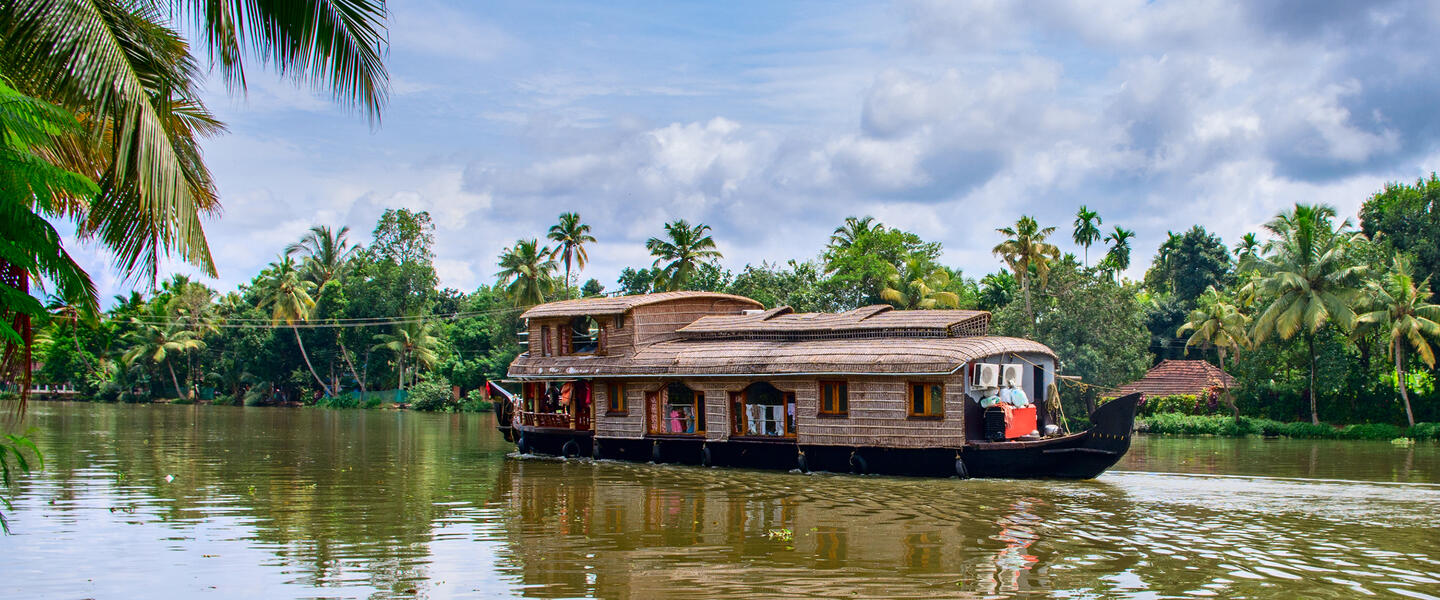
[1137,412,1440,441]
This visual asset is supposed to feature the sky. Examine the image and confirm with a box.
[66,0,1440,301]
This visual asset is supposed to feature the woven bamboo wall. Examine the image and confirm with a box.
[632,298,758,345]
[794,375,968,449]
[595,379,652,439]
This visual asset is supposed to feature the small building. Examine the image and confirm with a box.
[1108,359,1235,400]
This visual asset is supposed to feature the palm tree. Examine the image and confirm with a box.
[647,219,724,291]
[880,257,960,309]
[1103,226,1136,279]
[496,239,558,306]
[258,256,332,398]
[371,319,441,392]
[286,225,359,289]
[1234,232,1261,269]
[1179,287,1251,421]
[992,216,1061,333]
[1356,256,1440,427]
[1,0,390,285]
[829,216,881,250]
[0,79,99,410]
[1250,204,1366,425]
[1072,206,1103,267]
[546,213,596,296]
[1179,287,1251,372]
[121,319,204,400]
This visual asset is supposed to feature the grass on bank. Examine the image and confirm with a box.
[1137,412,1440,441]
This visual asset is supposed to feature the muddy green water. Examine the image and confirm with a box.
[3,402,1438,599]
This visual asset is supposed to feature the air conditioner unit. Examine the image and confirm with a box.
[973,363,1000,388]
[1002,364,1024,387]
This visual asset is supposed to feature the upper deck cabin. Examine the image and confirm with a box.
[517,291,764,360]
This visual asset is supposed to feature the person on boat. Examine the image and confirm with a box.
[670,408,684,433]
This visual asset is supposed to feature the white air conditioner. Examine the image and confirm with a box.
[1002,363,1024,387]
[973,363,1000,388]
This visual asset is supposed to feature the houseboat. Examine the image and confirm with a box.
[492,291,1138,479]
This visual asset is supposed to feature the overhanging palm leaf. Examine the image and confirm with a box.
[647,219,723,291]
[1356,256,1440,427]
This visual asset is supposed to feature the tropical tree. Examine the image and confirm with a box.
[647,219,723,291]
[496,239,557,306]
[1250,204,1366,425]
[1178,287,1251,420]
[1234,232,1261,269]
[286,225,359,289]
[0,78,99,409]
[546,212,596,295]
[1355,256,1440,427]
[120,319,204,399]
[829,216,881,250]
[992,216,1061,333]
[371,319,441,392]
[1178,287,1251,372]
[880,256,960,310]
[0,0,389,284]
[1102,226,1136,278]
[1072,206,1102,267]
[257,257,332,398]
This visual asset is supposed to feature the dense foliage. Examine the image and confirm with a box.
[25,173,1440,430]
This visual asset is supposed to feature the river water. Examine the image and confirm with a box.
[3,402,1437,599]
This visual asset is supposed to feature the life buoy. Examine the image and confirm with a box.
[700,445,713,467]
[561,439,580,458]
[955,458,969,479]
[849,452,868,475]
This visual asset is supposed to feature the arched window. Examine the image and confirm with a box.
[649,382,705,434]
[730,382,795,437]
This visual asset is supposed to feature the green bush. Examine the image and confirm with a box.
[120,391,150,404]
[459,389,493,413]
[211,394,238,406]
[407,378,453,412]
[362,394,384,409]
[1139,394,1209,417]
[171,397,194,405]
[1406,422,1440,441]
[317,393,361,409]
[1277,422,1337,439]
[1337,423,1404,441]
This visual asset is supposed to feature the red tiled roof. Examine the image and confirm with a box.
[1107,359,1236,398]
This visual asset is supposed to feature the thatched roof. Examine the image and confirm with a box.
[519,291,762,319]
[509,336,1053,378]
[679,305,990,339]
[1108,360,1235,398]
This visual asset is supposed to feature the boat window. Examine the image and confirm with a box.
[732,382,795,437]
[909,382,943,417]
[540,325,551,357]
[819,380,848,416]
[569,316,601,354]
[607,382,626,413]
[653,382,704,434]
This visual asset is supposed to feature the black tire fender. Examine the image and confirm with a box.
[796,450,809,473]
[700,445,713,467]
[955,458,970,479]
[651,441,662,463]
[561,439,580,458]
[849,452,867,475]
[516,434,529,455]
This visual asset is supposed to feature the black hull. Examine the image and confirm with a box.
[504,394,1141,480]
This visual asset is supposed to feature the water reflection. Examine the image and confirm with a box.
[4,403,1439,599]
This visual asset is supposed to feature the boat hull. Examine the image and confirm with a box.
[505,394,1141,480]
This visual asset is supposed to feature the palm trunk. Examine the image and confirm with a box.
[1022,274,1034,334]
[167,360,183,401]
[1307,332,1319,425]
[339,340,367,395]
[1396,347,1415,428]
[565,259,572,298]
[293,325,333,398]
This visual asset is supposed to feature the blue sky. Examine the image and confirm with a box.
[68,0,1440,299]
